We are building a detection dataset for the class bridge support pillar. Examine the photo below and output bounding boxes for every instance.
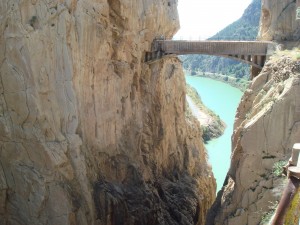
[257,56,263,67]
[246,55,251,62]
[252,55,258,65]
[145,50,166,63]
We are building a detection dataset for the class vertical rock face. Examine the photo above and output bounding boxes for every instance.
[259,0,300,41]
[0,0,215,225]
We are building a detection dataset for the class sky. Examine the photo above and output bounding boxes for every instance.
[174,0,253,40]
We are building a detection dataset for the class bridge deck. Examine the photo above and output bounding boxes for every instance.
[156,40,276,56]
[146,40,277,76]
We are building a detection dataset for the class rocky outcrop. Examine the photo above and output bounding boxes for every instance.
[186,85,226,142]
[206,51,300,225]
[0,0,215,225]
[259,0,300,41]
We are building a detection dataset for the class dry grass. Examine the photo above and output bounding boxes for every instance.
[272,48,300,61]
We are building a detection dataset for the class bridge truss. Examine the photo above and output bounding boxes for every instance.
[145,39,277,72]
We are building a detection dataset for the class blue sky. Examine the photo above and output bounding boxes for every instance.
[174,0,253,40]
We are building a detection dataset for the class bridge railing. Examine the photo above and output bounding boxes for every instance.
[146,39,278,73]
[154,40,277,56]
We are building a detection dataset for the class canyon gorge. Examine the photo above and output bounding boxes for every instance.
[1,0,300,225]
[206,0,300,224]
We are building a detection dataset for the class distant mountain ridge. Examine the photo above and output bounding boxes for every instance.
[182,0,261,79]
[210,0,261,40]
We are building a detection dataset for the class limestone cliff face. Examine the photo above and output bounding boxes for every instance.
[0,0,216,225]
[259,0,300,41]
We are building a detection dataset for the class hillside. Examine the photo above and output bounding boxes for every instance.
[182,0,261,80]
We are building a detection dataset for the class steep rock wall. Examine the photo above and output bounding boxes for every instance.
[0,0,215,225]
[259,0,300,41]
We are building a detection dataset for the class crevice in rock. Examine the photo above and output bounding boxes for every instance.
[278,0,296,20]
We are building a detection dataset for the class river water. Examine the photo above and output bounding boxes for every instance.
[186,75,243,191]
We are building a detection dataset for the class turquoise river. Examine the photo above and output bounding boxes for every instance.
[186,75,243,191]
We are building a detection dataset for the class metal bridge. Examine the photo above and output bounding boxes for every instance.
[145,39,277,70]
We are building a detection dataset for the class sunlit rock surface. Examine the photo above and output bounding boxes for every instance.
[259,0,300,41]
[0,0,216,224]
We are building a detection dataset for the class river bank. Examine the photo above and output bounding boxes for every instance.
[186,75,243,191]
[185,69,250,91]
[186,84,226,143]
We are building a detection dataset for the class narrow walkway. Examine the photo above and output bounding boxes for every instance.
[146,39,278,75]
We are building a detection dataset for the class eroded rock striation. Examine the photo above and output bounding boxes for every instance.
[259,0,300,41]
[0,0,215,225]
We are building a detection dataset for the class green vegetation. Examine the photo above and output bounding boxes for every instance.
[259,160,289,224]
[186,85,204,109]
[186,84,225,142]
[272,160,288,177]
[187,70,250,91]
[271,48,300,61]
[284,188,300,224]
[186,84,219,120]
[260,201,278,225]
[182,0,261,81]
[258,158,291,224]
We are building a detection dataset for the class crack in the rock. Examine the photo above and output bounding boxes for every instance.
[21,142,34,165]
[278,0,296,19]
[262,114,269,155]
[0,67,13,132]
[0,155,8,190]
